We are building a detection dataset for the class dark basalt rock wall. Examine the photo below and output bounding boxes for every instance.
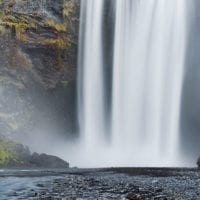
[0,0,80,147]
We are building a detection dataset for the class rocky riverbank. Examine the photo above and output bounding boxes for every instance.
[1,168,199,199]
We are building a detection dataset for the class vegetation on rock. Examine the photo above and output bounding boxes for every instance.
[0,11,68,49]
[0,135,69,168]
[0,0,79,52]
[0,135,28,167]
[0,135,16,166]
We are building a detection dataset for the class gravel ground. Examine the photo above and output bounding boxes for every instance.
[0,168,200,200]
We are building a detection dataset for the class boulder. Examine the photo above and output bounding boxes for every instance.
[30,152,69,168]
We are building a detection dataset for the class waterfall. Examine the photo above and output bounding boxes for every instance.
[78,0,106,147]
[77,0,189,167]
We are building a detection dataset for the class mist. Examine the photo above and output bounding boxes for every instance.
[0,0,200,168]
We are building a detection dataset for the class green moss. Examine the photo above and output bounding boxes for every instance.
[45,20,66,32]
[0,11,34,28]
[0,136,18,166]
[0,0,80,50]
[0,10,68,49]
[0,11,36,42]
[63,1,74,18]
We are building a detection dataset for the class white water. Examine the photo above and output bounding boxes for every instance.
[76,0,189,167]
[78,0,106,148]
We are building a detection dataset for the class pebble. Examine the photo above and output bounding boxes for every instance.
[5,169,200,200]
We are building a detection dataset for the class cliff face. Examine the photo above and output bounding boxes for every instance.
[0,0,80,145]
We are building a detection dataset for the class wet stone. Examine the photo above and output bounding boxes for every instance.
[3,168,200,200]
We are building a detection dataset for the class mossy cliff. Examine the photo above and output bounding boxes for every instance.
[0,0,80,147]
[0,2,77,49]
[0,0,80,87]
